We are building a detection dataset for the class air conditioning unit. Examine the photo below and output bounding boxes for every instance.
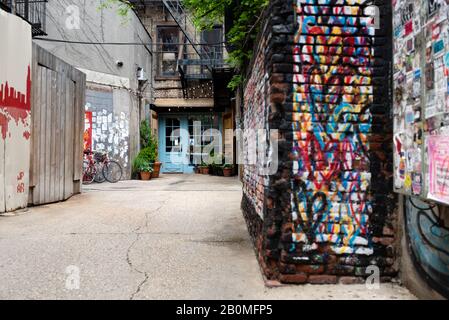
[137,68,148,82]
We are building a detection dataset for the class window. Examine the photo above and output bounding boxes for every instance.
[157,26,180,77]
[187,115,220,165]
[201,27,223,62]
[165,118,181,153]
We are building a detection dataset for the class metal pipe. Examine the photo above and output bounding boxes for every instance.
[11,0,16,14]
[24,0,29,20]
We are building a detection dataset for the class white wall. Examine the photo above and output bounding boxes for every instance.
[0,9,32,212]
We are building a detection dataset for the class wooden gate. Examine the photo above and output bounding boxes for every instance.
[29,44,86,205]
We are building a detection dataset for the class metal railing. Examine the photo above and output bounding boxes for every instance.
[130,1,227,82]
[162,0,212,62]
[0,0,47,36]
[178,48,226,80]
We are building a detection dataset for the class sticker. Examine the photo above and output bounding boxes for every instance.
[428,135,449,204]
[428,0,441,17]
[433,39,445,56]
[405,174,413,189]
[412,173,422,195]
[405,20,414,36]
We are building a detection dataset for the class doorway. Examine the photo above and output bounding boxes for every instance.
[158,113,222,174]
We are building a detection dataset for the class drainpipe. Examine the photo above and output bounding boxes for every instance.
[11,0,16,14]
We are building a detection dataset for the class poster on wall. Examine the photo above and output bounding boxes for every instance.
[0,9,32,212]
[84,111,93,152]
[428,135,449,204]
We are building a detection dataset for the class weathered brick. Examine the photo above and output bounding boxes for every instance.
[240,0,395,284]
[296,264,325,274]
[279,273,308,284]
[265,280,283,288]
[308,275,338,284]
[372,237,395,246]
[339,277,366,285]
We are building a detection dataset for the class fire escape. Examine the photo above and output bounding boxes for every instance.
[131,0,232,109]
[0,0,47,36]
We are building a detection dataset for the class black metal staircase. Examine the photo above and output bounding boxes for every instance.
[0,0,47,36]
[161,0,225,80]
[130,0,229,100]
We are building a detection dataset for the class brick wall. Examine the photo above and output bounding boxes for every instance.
[242,17,271,220]
[241,0,396,284]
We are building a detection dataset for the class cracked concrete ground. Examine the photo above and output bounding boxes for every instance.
[0,175,416,300]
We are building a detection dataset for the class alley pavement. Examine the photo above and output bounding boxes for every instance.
[0,175,415,299]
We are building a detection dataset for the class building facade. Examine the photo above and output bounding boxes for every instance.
[132,0,234,173]
[33,0,153,179]
[241,0,397,284]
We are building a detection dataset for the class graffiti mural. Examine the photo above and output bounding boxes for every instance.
[0,9,32,212]
[290,0,378,256]
[0,67,31,140]
[405,196,449,297]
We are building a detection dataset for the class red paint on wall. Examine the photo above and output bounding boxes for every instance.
[16,171,25,194]
[0,66,32,139]
[84,111,93,152]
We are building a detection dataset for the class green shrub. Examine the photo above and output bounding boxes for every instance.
[140,120,152,149]
[133,153,148,172]
[139,119,159,164]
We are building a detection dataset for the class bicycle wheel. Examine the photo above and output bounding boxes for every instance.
[103,161,123,183]
[94,163,106,183]
[83,160,97,185]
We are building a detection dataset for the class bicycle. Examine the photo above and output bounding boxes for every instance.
[92,150,123,183]
[83,150,97,185]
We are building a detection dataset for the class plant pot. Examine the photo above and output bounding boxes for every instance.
[140,171,152,180]
[201,167,209,175]
[223,168,233,177]
[152,162,162,178]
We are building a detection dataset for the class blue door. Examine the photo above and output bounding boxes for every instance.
[159,116,188,173]
[159,114,222,174]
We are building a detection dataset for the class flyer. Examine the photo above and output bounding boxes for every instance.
[428,135,449,204]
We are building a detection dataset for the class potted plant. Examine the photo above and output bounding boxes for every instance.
[149,133,162,178]
[141,121,162,178]
[200,162,209,175]
[139,162,153,181]
[133,154,153,180]
[223,164,234,177]
[210,162,223,176]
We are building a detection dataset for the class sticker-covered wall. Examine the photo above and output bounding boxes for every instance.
[241,0,396,284]
[393,0,449,298]
[0,9,32,213]
[85,87,131,178]
[393,0,449,202]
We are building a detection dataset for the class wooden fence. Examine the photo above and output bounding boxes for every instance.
[29,44,86,205]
